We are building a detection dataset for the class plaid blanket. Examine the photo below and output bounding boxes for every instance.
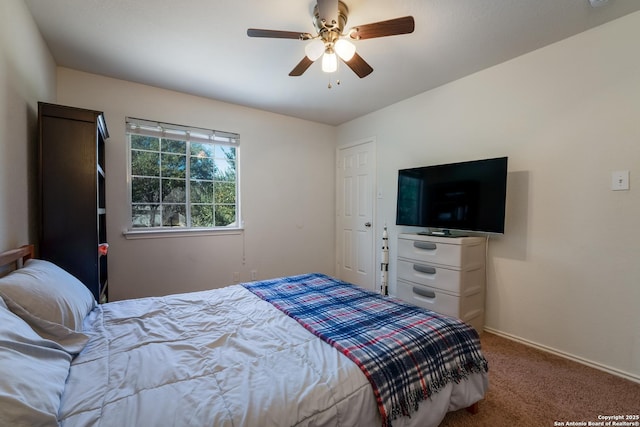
[243,273,488,427]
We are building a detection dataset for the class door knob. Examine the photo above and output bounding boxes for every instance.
[364,222,372,228]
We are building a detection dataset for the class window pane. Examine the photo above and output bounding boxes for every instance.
[191,143,215,157]
[131,135,159,151]
[190,156,214,180]
[128,121,239,231]
[191,205,214,227]
[131,151,160,176]
[216,145,236,159]
[162,179,186,203]
[214,182,236,204]
[162,204,186,227]
[161,153,186,178]
[162,139,186,154]
[215,205,236,226]
[190,180,213,203]
[215,159,236,181]
[132,205,162,228]
[132,177,160,203]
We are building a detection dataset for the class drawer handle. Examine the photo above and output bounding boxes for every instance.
[413,287,436,299]
[413,264,436,275]
[413,241,437,251]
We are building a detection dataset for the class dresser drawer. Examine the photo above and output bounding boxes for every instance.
[397,259,460,294]
[396,279,460,318]
[397,280,485,332]
[397,236,484,268]
[397,259,485,295]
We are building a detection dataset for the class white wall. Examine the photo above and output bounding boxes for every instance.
[57,69,337,300]
[338,12,640,381]
[0,0,56,256]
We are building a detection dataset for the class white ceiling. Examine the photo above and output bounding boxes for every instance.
[24,0,640,126]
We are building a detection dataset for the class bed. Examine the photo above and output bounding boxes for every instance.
[0,244,488,427]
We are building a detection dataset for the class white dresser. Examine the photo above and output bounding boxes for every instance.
[396,233,486,332]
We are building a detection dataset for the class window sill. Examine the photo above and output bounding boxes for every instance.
[122,227,243,240]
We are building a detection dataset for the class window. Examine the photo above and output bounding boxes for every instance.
[127,118,239,231]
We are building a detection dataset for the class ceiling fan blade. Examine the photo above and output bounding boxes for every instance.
[349,16,415,40]
[247,28,310,40]
[343,52,373,78]
[316,0,339,26]
[289,57,315,76]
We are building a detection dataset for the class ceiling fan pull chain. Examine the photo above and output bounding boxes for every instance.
[327,78,342,89]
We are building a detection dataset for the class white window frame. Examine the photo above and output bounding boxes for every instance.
[123,117,241,239]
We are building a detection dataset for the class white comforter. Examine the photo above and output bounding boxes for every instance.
[59,284,487,427]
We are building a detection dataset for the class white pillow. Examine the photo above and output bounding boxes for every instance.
[2,295,89,354]
[0,304,73,427]
[0,259,96,332]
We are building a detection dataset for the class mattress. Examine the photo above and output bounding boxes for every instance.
[58,281,487,427]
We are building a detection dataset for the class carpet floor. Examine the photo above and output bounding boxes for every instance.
[439,332,640,427]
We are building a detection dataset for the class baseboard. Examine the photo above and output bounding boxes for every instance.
[483,327,640,384]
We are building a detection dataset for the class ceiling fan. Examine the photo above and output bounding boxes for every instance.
[247,0,415,78]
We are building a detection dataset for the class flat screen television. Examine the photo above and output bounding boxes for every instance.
[396,157,508,235]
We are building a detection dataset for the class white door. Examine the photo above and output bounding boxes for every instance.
[336,140,376,290]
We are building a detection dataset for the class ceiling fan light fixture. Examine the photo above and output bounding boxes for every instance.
[247,1,415,79]
[322,49,338,73]
[334,38,356,61]
[305,38,325,61]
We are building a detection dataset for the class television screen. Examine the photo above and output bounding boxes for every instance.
[396,157,508,234]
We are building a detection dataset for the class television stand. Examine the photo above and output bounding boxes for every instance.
[417,230,467,238]
[396,233,486,333]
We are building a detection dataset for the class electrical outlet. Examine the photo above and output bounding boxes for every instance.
[611,170,630,191]
[250,270,258,280]
[233,272,240,282]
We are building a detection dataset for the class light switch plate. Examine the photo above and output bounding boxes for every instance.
[611,170,630,191]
